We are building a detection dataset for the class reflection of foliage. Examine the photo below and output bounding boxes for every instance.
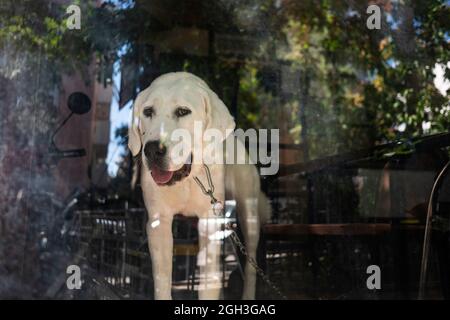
[1,1,448,160]
[145,1,449,160]
[278,1,450,154]
[238,66,279,130]
[110,124,134,194]
[1,1,86,74]
[0,0,121,84]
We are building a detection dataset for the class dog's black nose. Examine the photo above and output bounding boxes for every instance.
[144,141,167,159]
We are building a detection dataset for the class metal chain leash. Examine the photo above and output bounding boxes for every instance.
[194,164,287,300]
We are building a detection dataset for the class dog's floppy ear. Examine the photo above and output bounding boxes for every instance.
[204,87,236,140]
[128,95,143,157]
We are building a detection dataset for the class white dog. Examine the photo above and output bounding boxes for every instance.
[128,72,271,300]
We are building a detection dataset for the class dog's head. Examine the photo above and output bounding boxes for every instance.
[128,72,235,186]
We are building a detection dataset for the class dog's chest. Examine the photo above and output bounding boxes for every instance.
[177,179,215,217]
[145,179,216,217]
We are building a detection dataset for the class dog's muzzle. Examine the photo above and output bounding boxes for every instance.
[144,141,192,186]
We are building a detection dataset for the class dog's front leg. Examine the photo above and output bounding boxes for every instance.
[146,213,174,300]
[197,215,223,300]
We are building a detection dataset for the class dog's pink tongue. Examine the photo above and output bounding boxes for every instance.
[151,166,174,184]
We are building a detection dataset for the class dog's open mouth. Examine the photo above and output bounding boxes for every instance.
[150,155,192,186]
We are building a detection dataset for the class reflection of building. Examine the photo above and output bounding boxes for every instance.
[54,0,113,197]
[55,66,113,197]
[92,83,113,187]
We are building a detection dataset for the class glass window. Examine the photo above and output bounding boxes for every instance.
[0,0,449,300]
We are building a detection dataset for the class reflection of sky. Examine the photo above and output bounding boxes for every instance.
[434,62,450,97]
[106,58,132,177]
[106,0,134,177]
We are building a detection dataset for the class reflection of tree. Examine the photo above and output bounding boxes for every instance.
[113,0,449,161]
[233,0,449,159]
[2,0,447,159]
[110,124,133,191]
[114,124,129,149]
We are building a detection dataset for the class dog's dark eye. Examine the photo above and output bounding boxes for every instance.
[174,107,191,118]
[143,106,154,118]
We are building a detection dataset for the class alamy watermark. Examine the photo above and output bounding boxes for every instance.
[161,121,279,176]
[366,5,381,30]
[65,4,381,32]
[66,4,81,30]
[66,264,82,290]
[366,265,381,290]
